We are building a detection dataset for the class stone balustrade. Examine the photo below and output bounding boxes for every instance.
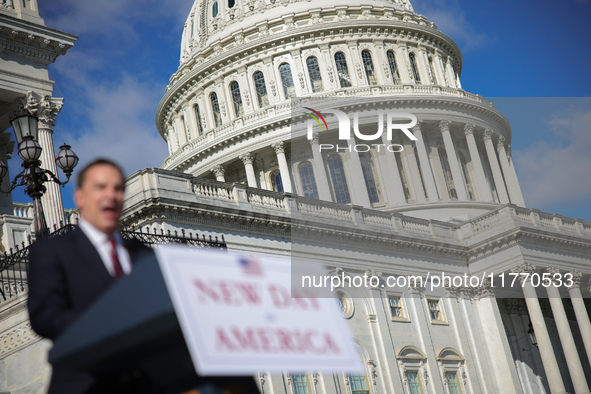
[462,205,591,238]
[12,203,34,218]
[125,169,591,246]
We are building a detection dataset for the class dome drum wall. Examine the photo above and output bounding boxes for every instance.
[159,3,464,133]
[157,0,526,220]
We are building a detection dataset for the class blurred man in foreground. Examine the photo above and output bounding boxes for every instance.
[27,159,155,393]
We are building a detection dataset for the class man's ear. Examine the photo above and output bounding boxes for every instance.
[74,188,83,209]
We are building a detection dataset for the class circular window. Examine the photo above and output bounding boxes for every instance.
[336,290,354,319]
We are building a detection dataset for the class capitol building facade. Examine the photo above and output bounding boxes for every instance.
[0,0,589,393]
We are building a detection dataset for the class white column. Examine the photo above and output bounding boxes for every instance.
[347,140,372,207]
[497,137,526,207]
[26,95,65,231]
[308,132,332,201]
[373,39,389,85]
[544,268,590,394]
[381,134,407,204]
[433,51,448,87]
[401,140,426,201]
[212,164,225,182]
[180,106,193,141]
[395,44,412,84]
[445,57,457,89]
[271,141,292,193]
[290,49,308,95]
[174,116,187,146]
[514,264,567,394]
[240,153,257,187]
[483,129,510,204]
[186,104,200,139]
[464,123,493,201]
[347,41,365,86]
[412,122,439,201]
[440,120,468,200]
[568,272,591,375]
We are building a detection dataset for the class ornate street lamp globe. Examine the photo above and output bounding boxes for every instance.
[10,109,38,144]
[55,143,79,175]
[155,0,525,222]
[18,138,43,162]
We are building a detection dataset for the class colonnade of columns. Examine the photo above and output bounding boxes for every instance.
[513,264,591,394]
[208,120,525,209]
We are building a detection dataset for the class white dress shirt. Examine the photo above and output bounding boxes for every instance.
[78,218,132,277]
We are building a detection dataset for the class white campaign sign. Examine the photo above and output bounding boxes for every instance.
[155,245,363,376]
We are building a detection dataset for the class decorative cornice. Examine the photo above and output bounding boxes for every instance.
[0,14,76,65]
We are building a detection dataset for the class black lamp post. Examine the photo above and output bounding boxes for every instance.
[527,322,538,348]
[0,108,79,239]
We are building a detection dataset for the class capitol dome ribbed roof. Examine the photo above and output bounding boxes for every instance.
[180,0,417,63]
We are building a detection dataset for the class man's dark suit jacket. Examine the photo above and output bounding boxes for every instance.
[27,226,154,394]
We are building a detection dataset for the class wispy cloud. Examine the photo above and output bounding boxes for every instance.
[58,74,169,175]
[41,0,194,37]
[412,0,492,52]
[514,105,591,212]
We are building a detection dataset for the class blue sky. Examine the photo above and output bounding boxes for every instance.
[9,0,591,220]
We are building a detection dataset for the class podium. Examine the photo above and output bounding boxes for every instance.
[48,252,261,394]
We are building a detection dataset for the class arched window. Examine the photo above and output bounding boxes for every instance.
[409,53,421,84]
[348,374,370,394]
[229,81,243,117]
[445,372,462,394]
[228,0,235,8]
[359,152,381,204]
[279,63,296,99]
[361,50,378,85]
[334,52,352,88]
[270,170,283,192]
[210,92,222,127]
[327,155,351,204]
[428,57,438,85]
[397,346,428,394]
[387,50,402,84]
[291,374,310,394]
[194,104,203,135]
[306,56,324,93]
[406,371,424,394]
[438,147,457,199]
[298,162,319,199]
[459,152,474,200]
[212,2,218,17]
[253,71,269,108]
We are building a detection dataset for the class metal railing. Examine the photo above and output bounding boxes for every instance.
[0,224,226,302]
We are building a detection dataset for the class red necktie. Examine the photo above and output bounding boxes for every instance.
[109,237,124,278]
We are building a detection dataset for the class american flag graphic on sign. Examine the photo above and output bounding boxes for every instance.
[238,257,264,276]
